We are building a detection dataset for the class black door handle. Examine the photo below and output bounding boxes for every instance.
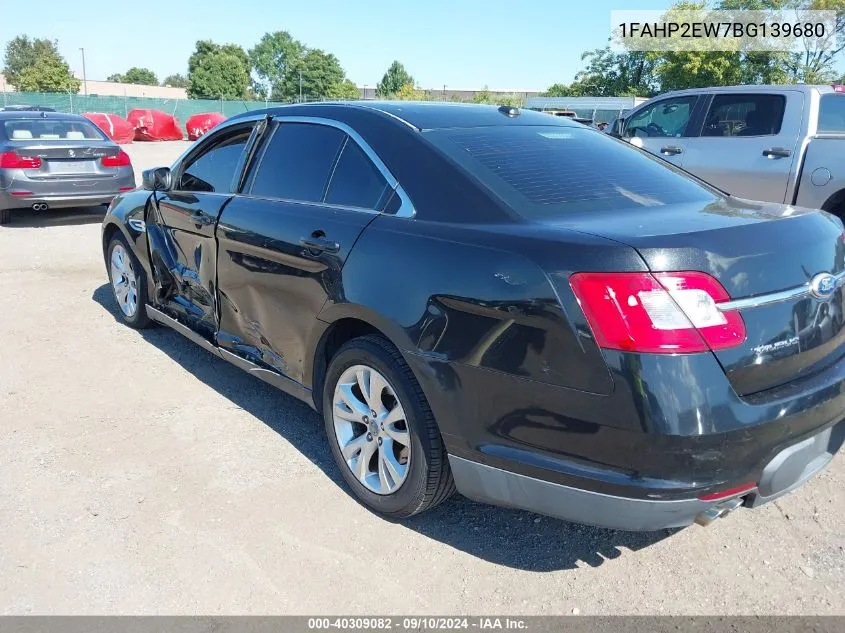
[762,147,791,159]
[300,236,340,254]
[190,211,215,226]
[660,145,683,155]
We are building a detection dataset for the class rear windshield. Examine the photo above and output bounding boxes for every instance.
[818,94,845,133]
[2,119,105,142]
[426,125,718,219]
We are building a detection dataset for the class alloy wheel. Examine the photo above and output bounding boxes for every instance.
[110,243,138,318]
[332,364,411,495]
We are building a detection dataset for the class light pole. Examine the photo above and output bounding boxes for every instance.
[299,70,303,103]
[443,84,446,100]
[363,84,367,100]
[79,48,87,97]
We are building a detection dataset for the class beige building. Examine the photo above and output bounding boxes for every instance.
[1,74,187,99]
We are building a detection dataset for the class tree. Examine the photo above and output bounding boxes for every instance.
[327,78,361,100]
[122,67,158,85]
[187,40,251,98]
[107,73,124,83]
[249,31,305,100]
[376,61,414,97]
[15,55,80,92]
[279,48,347,101]
[161,73,188,88]
[3,35,59,86]
[393,82,425,100]
[3,35,79,92]
[187,51,250,99]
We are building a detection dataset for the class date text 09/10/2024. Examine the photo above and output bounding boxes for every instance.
[307,617,529,630]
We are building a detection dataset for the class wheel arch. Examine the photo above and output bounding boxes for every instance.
[821,187,845,220]
[308,306,418,414]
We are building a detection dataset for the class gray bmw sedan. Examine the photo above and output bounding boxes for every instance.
[0,111,135,224]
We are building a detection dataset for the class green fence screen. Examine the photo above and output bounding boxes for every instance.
[1,91,295,120]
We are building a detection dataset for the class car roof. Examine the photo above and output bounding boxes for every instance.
[657,84,834,99]
[232,101,580,131]
[0,111,87,121]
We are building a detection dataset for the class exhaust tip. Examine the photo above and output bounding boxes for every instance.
[695,497,745,527]
[31,203,48,211]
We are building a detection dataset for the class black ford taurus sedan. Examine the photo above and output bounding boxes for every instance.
[101,102,845,531]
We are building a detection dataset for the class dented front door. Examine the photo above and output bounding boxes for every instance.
[146,191,229,337]
[145,123,257,339]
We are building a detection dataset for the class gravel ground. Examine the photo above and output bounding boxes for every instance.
[0,141,842,615]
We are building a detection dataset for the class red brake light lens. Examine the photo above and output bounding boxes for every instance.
[699,482,756,501]
[101,150,131,167]
[0,151,42,169]
[832,84,845,93]
[569,271,746,354]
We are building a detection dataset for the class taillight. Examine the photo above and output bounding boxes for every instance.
[699,482,755,501]
[0,151,42,169]
[569,271,746,354]
[832,84,845,93]
[101,150,131,167]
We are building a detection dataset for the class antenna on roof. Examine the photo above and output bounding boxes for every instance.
[498,105,520,118]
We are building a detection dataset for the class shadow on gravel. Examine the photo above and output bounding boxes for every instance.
[2,206,106,228]
[92,283,676,572]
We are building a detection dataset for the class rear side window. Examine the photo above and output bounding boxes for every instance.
[702,94,786,137]
[250,123,344,202]
[178,128,252,193]
[3,119,104,141]
[426,126,717,219]
[325,140,389,209]
[818,94,845,133]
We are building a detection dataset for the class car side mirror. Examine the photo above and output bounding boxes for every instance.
[142,167,172,192]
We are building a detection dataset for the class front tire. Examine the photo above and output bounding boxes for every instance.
[106,234,150,329]
[323,335,455,518]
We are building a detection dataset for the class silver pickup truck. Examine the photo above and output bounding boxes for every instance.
[614,84,845,218]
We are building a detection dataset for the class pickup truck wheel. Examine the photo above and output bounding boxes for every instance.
[106,234,151,329]
[323,335,455,518]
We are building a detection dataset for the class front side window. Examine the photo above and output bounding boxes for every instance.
[818,94,845,133]
[178,127,252,193]
[624,96,697,138]
[249,123,345,202]
[701,94,786,137]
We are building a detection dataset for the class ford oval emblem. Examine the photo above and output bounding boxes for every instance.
[809,272,837,300]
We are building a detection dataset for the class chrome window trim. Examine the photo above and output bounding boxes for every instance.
[717,270,845,311]
[271,115,416,218]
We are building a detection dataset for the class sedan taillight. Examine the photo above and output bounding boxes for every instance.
[0,151,42,169]
[569,271,746,354]
[101,150,132,167]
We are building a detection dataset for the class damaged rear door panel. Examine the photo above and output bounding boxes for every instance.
[215,120,394,383]
[145,121,259,338]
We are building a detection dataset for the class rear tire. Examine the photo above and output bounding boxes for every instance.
[323,335,455,518]
[106,234,151,329]
[0,208,10,225]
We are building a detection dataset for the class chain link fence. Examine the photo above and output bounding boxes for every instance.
[1,90,532,119]
[1,91,298,119]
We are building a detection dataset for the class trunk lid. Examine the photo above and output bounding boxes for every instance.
[15,143,119,180]
[549,197,845,395]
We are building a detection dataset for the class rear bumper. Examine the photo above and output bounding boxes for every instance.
[0,190,120,209]
[450,419,842,531]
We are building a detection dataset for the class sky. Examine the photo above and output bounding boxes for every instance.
[0,0,683,91]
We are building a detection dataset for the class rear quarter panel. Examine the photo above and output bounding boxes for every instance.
[794,137,845,212]
[316,214,647,444]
